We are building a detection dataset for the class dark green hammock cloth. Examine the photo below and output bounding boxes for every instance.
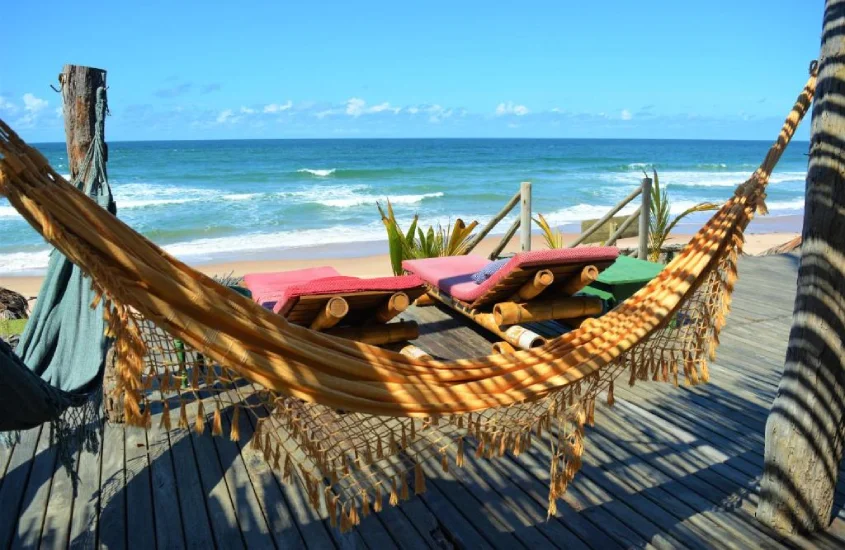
[0,87,114,438]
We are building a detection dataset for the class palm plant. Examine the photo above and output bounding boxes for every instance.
[377,200,478,275]
[646,168,719,262]
[534,213,565,249]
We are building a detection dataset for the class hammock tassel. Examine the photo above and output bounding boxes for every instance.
[441,451,449,473]
[374,485,383,512]
[607,380,615,406]
[252,419,263,451]
[178,398,188,429]
[230,407,241,441]
[212,406,223,436]
[361,490,371,518]
[456,437,465,468]
[159,401,171,431]
[194,400,205,434]
[327,488,337,528]
[389,477,399,506]
[273,444,281,470]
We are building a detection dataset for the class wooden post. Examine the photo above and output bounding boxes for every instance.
[638,177,652,260]
[756,25,842,534]
[59,65,107,179]
[520,182,532,252]
[492,296,603,326]
[59,65,119,420]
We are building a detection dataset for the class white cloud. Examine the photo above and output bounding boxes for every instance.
[344,98,401,117]
[264,100,293,113]
[346,97,366,117]
[427,104,453,123]
[407,106,420,115]
[620,109,632,121]
[315,109,336,119]
[216,109,234,123]
[55,106,63,118]
[23,93,48,113]
[240,106,256,114]
[0,96,17,113]
[368,102,401,114]
[495,101,529,116]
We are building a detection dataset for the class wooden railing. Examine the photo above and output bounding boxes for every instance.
[467,177,652,260]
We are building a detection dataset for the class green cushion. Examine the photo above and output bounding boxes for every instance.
[589,255,665,305]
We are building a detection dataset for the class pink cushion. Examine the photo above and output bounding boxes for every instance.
[244,266,341,308]
[403,247,619,303]
[402,255,489,297]
[272,274,424,314]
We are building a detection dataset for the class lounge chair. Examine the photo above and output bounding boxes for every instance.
[403,247,619,349]
[243,267,427,345]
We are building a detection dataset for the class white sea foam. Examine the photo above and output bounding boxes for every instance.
[600,170,806,188]
[284,184,442,208]
[222,193,261,202]
[0,249,52,274]
[297,168,337,177]
[0,205,19,219]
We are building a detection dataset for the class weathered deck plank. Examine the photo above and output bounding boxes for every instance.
[3,252,845,549]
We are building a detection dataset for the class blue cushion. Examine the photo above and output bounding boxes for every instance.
[471,258,509,284]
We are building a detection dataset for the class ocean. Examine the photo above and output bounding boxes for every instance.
[0,138,809,275]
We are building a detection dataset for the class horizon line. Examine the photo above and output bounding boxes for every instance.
[30,135,812,146]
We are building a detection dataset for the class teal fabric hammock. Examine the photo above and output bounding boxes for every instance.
[0,87,114,449]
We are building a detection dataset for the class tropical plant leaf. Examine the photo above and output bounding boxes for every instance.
[534,213,564,249]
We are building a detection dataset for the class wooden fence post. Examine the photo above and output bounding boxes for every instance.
[520,181,532,252]
[638,177,652,260]
[59,65,120,419]
[59,65,107,180]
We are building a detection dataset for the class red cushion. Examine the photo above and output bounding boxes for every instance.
[244,266,341,307]
[272,274,424,314]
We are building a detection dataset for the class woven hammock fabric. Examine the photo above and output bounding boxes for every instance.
[0,69,816,528]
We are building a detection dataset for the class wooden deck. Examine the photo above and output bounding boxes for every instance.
[2,252,845,549]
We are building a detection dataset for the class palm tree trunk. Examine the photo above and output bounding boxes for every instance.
[756,0,845,533]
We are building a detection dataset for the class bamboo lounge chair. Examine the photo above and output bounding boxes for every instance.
[243,267,427,345]
[403,247,619,349]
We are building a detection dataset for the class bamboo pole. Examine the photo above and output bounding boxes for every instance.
[638,177,653,260]
[492,341,517,355]
[464,191,521,254]
[325,321,419,345]
[489,218,520,260]
[373,291,410,323]
[559,265,599,296]
[493,296,603,326]
[510,269,554,301]
[425,288,545,349]
[520,181,532,252]
[310,296,349,331]
[414,293,436,307]
[568,185,643,247]
[399,345,432,360]
[606,207,641,246]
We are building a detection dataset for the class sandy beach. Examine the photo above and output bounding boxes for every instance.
[0,230,800,298]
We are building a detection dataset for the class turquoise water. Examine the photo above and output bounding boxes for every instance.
[0,138,808,275]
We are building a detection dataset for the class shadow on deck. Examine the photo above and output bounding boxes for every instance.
[1,253,844,549]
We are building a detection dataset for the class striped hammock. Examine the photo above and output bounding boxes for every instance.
[0,68,816,530]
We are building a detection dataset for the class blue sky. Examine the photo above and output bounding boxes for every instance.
[1,1,822,142]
